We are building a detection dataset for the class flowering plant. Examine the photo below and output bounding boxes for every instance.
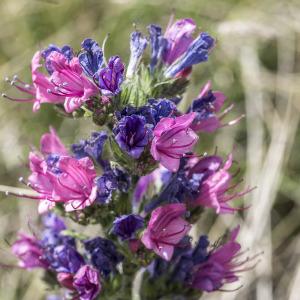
[2,16,257,300]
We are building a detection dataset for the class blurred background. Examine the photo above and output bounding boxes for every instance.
[0,0,299,299]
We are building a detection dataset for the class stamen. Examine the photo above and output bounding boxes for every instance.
[2,93,33,102]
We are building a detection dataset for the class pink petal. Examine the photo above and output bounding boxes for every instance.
[40,127,68,156]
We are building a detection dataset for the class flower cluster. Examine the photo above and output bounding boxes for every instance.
[3,16,256,300]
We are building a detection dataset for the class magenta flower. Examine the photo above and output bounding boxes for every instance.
[52,156,98,212]
[57,272,75,290]
[40,127,68,156]
[163,17,196,65]
[193,154,251,214]
[27,128,68,214]
[141,203,191,261]
[12,233,48,269]
[189,81,227,132]
[150,113,198,172]
[73,265,101,300]
[47,52,98,113]
[17,129,97,213]
[3,51,65,112]
[191,226,250,292]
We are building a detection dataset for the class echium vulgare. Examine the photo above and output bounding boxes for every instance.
[2,15,258,300]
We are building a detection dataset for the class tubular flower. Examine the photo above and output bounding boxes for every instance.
[150,113,198,172]
[20,129,98,213]
[164,32,215,78]
[98,56,125,96]
[188,81,227,132]
[141,203,191,261]
[47,52,98,113]
[73,265,101,300]
[12,233,48,269]
[163,18,197,65]
[52,156,98,212]
[112,214,144,240]
[115,115,152,159]
[78,38,103,78]
[191,227,247,292]
[126,31,148,78]
[192,154,251,214]
[3,51,65,112]
[148,24,167,73]
[42,44,74,74]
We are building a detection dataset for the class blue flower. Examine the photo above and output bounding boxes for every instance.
[98,56,125,96]
[116,99,176,127]
[71,131,108,165]
[114,115,152,159]
[45,244,84,273]
[144,158,197,212]
[95,165,130,204]
[148,24,167,73]
[84,237,123,277]
[42,44,74,74]
[164,32,215,78]
[78,38,103,78]
[41,213,75,248]
[126,31,148,78]
[112,214,144,240]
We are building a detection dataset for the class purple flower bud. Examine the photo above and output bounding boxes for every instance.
[84,237,123,277]
[112,214,144,240]
[12,233,48,269]
[164,32,215,78]
[126,31,148,78]
[72,131,108,165]
[41,213,75,248]
[79,39,103,78]
[98,56,125,96]
[73,265,101,300]
[163,18,196,65]
[115,115,152,159]
[45,244,84,274]
[148,24,167,73]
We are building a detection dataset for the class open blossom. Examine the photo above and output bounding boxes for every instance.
[21,129,98,213]
[191,227,245,292]
[3,51,65,112]
[189,81,226,132]
[42,44,74,74]
[141,203,191,261]
[51,156,98,212]
[115,115,152,159]
[98,56,125,96]
[73,265,101,300]
[47,52,98,113]
[163,17,197,65]
[192,154,251,214]
[78,38,103,78]
[12,233,48,269]
[150,113,198,172]
[164,32,215,78]
[112,214,144,240]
